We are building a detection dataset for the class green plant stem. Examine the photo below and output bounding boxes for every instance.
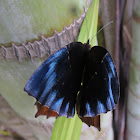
[51,0,99,140]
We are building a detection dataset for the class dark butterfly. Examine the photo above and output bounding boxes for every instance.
[24,41,119,130]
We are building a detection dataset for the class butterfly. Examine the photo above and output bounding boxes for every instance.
[24,41,119,130]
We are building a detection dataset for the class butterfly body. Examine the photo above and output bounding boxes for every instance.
[24,42,119,127]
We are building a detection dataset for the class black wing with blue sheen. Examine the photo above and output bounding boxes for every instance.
[24,42,89,118]
[77,46,119,118]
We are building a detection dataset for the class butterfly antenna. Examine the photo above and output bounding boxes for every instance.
[85,16,89,43]
[89,21,113,44]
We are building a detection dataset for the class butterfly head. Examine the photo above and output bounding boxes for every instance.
[87,39,90,45]
[83,39,91,51]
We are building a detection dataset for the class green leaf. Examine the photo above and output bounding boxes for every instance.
[51,0,99,140]
[78,0,99,46]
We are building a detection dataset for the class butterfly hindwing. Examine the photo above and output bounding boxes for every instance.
[24,42,89,118]
[77,46,119,120]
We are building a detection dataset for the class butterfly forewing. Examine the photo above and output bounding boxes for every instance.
[24,42,89,118]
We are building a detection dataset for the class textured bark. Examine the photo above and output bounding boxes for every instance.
[120,0,133,140]
[100,0,116,57]
[125,0,140,139]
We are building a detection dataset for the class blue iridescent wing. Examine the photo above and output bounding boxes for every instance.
[24,42,89,118]
[77,46,119,123]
